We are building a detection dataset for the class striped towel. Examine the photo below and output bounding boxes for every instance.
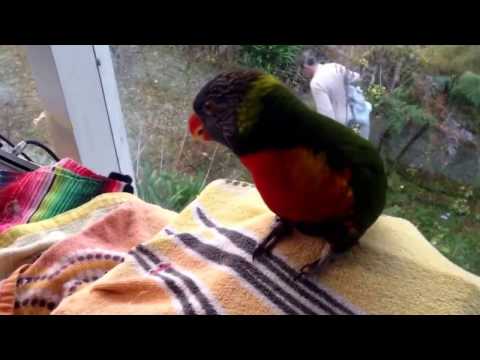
[51,180,361,315]
[0,193,176,315]
[0,158,131,235]
[52,179,480,315]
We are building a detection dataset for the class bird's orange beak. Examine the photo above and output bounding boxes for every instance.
[188,113,212,141]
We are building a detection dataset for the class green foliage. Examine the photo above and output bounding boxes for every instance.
[451,186,474,216]
[449,71,480,109]
[385,171,480,274]
[421,46,480,75]
[431,75,452,93]
[377,87,437,134]
[382,204,403,217]
[360,45,425,90]
[137,163,205,212]
[239,45,302,79]
[366,84,387,107]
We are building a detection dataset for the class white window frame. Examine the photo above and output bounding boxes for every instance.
[25,45,135,187]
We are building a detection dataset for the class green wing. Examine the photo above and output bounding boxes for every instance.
[301,110,388,229]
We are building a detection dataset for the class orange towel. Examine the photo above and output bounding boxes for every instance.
[0,197,176,315]
[0,192,135,280]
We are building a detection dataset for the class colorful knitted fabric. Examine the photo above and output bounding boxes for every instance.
[52,179,480,315]
[0,193,176,315]
[0,158,131,235]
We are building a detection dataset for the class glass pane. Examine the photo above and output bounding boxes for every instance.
[111,45,480,275]
[111,45,248,213]
[0,45,55,166]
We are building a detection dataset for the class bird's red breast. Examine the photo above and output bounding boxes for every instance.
[240,147,354,223]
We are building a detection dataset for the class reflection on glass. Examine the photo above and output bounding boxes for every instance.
[0,45,55,165]
[111,45,480,275]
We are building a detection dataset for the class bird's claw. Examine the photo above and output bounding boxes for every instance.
[252,217,291,262]
[252,236,275,261]
[295,242,333,280]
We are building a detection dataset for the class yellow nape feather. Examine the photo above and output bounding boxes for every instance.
[237,74,281,135]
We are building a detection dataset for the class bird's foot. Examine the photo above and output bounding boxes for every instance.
[295,242,335,280]
[252,217,292,261]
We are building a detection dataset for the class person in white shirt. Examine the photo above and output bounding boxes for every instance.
[303,55,360,127]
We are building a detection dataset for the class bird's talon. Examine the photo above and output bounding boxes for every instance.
[300,264,311,274]
[294,271,306,281]
[252,234,277,261]
[295,243,333,279]
[252,246,264,261]
[252,218,291,261]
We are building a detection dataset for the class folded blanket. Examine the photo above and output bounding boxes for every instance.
[0,192,135,280]
[52,179,480,315]
[0,193,176,315]
[0,158,131,235]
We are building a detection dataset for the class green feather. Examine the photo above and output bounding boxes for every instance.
[237,74,281,136]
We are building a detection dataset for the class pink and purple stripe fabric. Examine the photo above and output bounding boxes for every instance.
[0,158,130,235]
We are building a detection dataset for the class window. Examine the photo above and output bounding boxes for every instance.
[0,45,53,165]
[111,45,480,275]
[2,45,479,276]
[111,45,248,212]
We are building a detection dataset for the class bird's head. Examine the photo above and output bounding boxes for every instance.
[188,70,282,152]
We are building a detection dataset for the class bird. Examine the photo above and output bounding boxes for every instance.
[188,69,387,277]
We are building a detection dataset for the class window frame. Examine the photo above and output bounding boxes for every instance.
[25,45,135,186]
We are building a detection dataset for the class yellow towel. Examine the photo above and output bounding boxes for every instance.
[0,193,135,280]
[53,179,480,315]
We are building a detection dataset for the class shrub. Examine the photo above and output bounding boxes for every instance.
[239,45,302,79]
[377,87,437,134]
[449,71,480,109]
[137,162,205,212]
[421,46,480,75]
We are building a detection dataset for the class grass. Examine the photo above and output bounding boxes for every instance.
[385,170,480,275]
[136,163,205,212]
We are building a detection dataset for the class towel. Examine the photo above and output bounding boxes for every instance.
[0,158,131,235]
[51,179,480,315]
[0,192,135,280]
[0,193,176,315]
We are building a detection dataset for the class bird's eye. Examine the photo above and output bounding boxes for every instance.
[204,101,215,114]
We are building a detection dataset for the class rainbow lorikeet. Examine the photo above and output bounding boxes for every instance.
[188,70,387,277]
